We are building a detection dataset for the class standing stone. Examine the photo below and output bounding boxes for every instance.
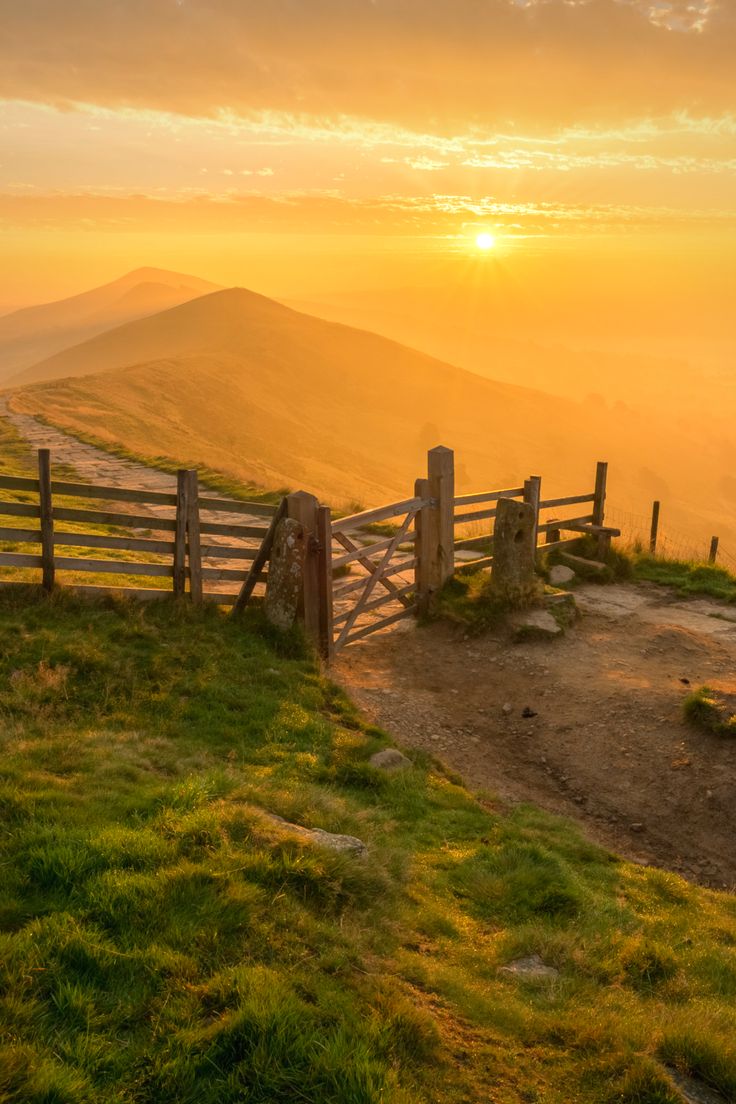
[491,497,538,604]
[264,518,306,630]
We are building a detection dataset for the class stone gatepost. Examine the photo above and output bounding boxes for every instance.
[491,497,538,605]
[264,517,307,630]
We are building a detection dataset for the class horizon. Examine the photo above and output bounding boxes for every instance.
[1,0,734,367]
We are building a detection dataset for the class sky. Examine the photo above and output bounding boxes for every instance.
[0,0,734,343]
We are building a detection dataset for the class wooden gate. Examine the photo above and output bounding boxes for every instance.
[326,491,431,655]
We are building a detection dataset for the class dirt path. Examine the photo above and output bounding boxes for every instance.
[335,582,736,889]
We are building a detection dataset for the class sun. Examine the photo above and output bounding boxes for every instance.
[475,232,495,250]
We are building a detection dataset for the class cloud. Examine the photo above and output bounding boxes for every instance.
[0,1,734,132]
[1,188,732,238]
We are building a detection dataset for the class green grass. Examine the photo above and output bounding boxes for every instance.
[2,592,736,1102]
[633,557,736,603]
[683,686,736,737]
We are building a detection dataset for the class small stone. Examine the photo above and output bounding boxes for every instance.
[502,702,513,715]
[369,748,411,772]
[630,822,645,833]
[261,812,367,856]
[498,954,559,981]
[511,609,563,641]
[549,564,575,585]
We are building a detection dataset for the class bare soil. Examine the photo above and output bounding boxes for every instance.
[334,582,736,889]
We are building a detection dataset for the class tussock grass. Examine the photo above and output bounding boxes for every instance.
[1,593,736,1100]
[683,685,736,737]
[633,557,736,603]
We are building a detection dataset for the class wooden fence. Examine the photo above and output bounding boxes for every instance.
[278,449,615,659]
[0,446,615,658]
[0,448,278,605]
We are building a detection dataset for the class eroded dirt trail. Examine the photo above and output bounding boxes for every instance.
[334,583,736,888]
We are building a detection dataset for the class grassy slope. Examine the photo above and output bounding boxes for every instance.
[11,287,734,549]
[2,598,736,1103]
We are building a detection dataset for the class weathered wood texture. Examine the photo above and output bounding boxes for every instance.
[650,500,661,554]
[186,470,203,604]
[426,445,455,595]
[38,449,54,592]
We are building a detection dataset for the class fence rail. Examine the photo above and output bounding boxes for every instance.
[0,451,277,605]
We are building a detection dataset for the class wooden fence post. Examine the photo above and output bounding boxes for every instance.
[173,469,188,598]
[650,500,660,555]
[38,448,54,592]
[316,504,334,661]
[186,469,203,604]
[523,475,541,551]
[414,476,431,613]
[426,446,455,597]
[287,491,321,643]
[592,461,608,527]
[709,536,719,565]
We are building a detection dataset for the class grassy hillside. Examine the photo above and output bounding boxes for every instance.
[1,592,736,1103]
[9,286,736,549]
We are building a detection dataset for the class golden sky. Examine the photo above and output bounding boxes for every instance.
[0,0,734,329]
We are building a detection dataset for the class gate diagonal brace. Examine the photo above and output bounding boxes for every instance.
[333,530,413,608]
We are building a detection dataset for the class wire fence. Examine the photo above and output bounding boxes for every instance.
[606,502,736,572]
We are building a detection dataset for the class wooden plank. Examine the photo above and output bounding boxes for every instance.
[38,449,54,592]
[537,514,593,534]
[650,500,660,554]
[186,470,203,604]
[0,526,177,555]
[559,551,608,574]
[709,536,719,564]
[198,520,270,538]
[0,501,42,520]
[50,480,177,506]
[0,526,41,543]
[427,446,455,591]
[0,551,43,568]
[51,505,178,530]
[54,583,171,602]
[524,475,542,550]
[197,496,277,518]
[332,496,426,533]
[0,475,39,492]
[454,534,492,552]
[342,604,416,646]
[231,498,287,615]
[539,493,595,509]
[55,556,173,577]
[199,566,250,581]
[592,461,608,527]
[453,487,524,508]
[456,555,493,574]
[561,522,620,536]
[335,510,416,648]
[173,470,188,599]
[333,556,417,599]
[454,507,496,525]
[55,531,174,554]
[537,537,582,554]
[333,529,414,607]
[200,544,258,560]
[333,582,414,626]
[414,477,431,613]
[331,530,416,569]
[316,505,334,661]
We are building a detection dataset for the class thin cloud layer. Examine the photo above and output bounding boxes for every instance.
[1,1,734,130]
